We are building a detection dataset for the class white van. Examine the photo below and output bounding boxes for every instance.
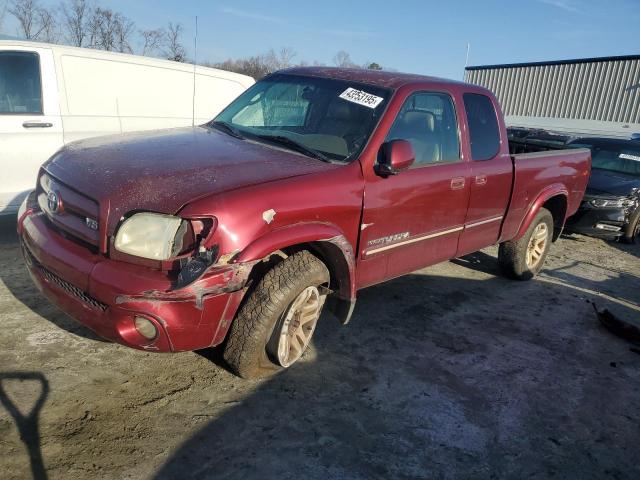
[0,40,254,214]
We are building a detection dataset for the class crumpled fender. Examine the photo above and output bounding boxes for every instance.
[235,222,357,321]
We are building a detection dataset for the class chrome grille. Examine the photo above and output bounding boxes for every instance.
[37,172,100,246]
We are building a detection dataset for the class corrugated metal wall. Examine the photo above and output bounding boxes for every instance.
[465,57,640,124]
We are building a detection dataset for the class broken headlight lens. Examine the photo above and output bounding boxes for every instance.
[588,197,637,209]
[114,212,189,260]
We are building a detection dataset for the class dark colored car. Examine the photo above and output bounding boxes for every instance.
[564,137,640,243]
[508,129,640,243]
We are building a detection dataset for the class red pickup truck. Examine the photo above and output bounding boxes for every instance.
[17,68,591,378]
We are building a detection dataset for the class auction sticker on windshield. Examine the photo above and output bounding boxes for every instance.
[339,88,384,109]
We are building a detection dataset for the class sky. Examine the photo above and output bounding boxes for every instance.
[2,0,639,79]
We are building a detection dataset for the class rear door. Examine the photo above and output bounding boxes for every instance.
[357,91,471,287]
[456,92,512,256]
[0,46,63,214]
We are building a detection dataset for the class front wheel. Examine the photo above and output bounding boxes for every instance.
[498,208,554,280]
[223,251,330,379]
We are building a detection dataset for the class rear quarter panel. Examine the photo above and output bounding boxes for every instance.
[500,148,591,241]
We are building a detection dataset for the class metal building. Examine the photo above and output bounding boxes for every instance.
[465,55,640,137]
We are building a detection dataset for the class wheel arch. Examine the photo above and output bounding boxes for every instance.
[235,223,357,324]
[515,185,568,242]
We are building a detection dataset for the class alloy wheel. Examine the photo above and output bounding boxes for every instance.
[268,286,324,367]
[526,222,549,269]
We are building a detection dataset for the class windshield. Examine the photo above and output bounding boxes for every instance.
[211,73,391,162]
[570,143,640,176]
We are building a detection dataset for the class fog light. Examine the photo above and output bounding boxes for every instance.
[134,316,158,340]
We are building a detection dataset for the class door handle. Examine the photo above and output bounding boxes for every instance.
[450,177,466,190]
[475,174,487,186]
[22,121,53,129]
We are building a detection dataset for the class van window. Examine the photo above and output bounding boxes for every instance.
[463,93,500,161]
[386,92,460,166]
[0,51,42,114]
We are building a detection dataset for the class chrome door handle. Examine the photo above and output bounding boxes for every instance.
[450,177,466,190]
[475,175,487,186]
[22,121,53,128]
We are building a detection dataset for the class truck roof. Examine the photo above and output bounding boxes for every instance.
[280,66,468,90]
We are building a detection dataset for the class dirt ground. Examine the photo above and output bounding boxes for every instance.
[0,216,639,480]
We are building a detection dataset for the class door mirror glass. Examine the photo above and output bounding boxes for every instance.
[376,139,415,177]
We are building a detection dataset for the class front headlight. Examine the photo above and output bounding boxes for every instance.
[588,197,637,209]
[114,212,189,260]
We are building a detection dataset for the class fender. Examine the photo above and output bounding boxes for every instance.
[515,184,568,240]
[235,222,357,322]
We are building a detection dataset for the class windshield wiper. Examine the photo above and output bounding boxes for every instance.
[210,121,245,140]
[253,134,332,163]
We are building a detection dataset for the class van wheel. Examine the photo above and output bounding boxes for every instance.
[498,208,553,280]
[223,251,330,379]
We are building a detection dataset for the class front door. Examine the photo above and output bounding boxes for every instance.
[0,46,63,213]
[357,91,470,288]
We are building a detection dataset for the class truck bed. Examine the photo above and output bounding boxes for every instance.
[500,148,592,242]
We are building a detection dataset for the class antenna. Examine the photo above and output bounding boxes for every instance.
[192,16,198,127]
[464,43,471,80]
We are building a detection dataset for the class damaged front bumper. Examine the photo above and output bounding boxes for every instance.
[19,212,252,352]
[565,196,639,239]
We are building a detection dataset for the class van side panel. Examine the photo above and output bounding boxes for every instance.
[58,54,250,142]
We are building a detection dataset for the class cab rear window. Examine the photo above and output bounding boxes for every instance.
[463,93,500,161]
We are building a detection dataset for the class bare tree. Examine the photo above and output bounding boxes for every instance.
[61,0,90,46]
[0,2,7,32]
[276,46,296,69]
[114,13,133,53]
[38,6,59,42]
[9,0,39,39]
[140,27,165,56]
[165,22,185,62]
[333,50,357,68]
[263,46,297,72]
[90,7,114,50]
[87,7,134,52]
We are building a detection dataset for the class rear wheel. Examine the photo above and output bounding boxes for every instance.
[499,208,553,280]
[223,251,329,379]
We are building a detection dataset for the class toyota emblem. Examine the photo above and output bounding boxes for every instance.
[47,191,61,213]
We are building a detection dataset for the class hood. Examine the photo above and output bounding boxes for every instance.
[44,126,338,232]
[586,168,640,197]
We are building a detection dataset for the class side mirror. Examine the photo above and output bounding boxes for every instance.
[375,139,415,177]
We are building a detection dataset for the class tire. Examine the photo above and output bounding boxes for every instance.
[621,210,640,245]
[223,251,330,379]
[498,208,554,280]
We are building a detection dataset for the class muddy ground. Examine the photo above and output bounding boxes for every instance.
[0,216,639,480]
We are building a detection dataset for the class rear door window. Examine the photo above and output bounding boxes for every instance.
[0,51,42,114]
[463,93,500,161]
